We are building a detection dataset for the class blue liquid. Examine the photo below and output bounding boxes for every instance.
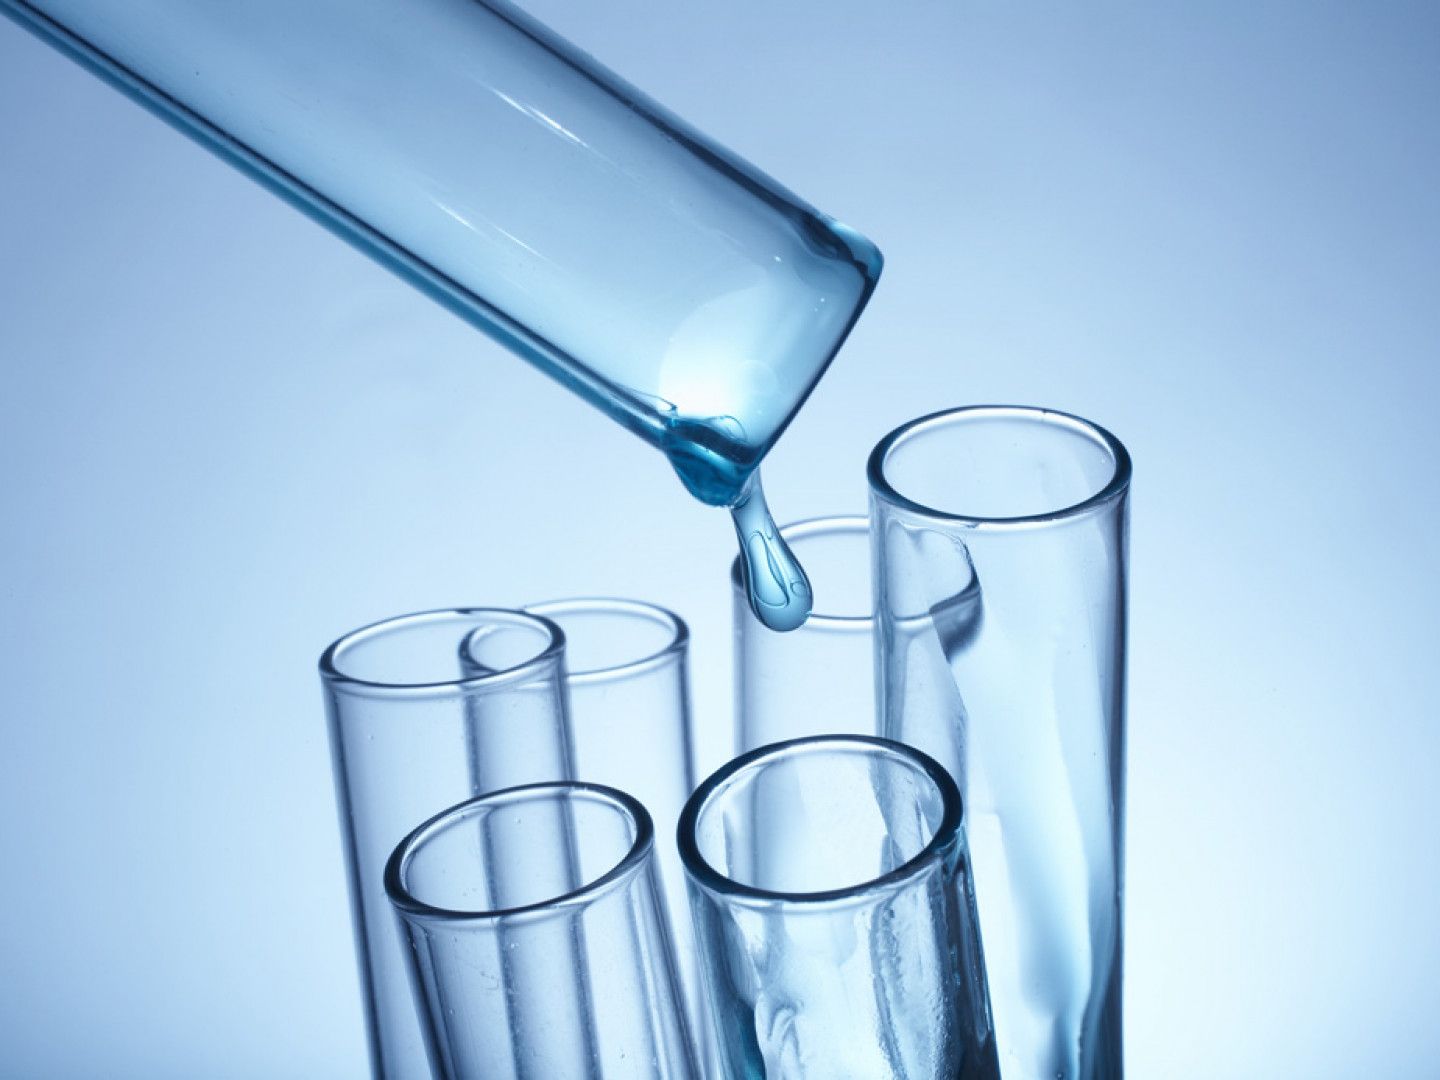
[729,473,812,632]
[659,415,758,507]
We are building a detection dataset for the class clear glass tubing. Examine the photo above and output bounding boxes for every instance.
[0,0,882,508]
[521,598,711,1073]
[731,515,878,754]
[678,735,999,1080]
[320,608,575,1080]
[385,781,699,1079]
[868,405,1131,1080]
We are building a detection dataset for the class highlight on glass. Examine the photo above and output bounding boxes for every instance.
[868,405,1130,1080]
[522,597,710,1068]
[678,735,998,1080]
[320,608,574,1080]
[385,782,699,1080]
[730,515,879,754]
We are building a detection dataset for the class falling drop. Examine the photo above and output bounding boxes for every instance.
[730,471,812,632]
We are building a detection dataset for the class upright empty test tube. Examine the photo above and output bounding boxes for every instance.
[320,608,574,1079]
[869,406,1131,1080]
[385,782,699,1079]
[679,735,998,1080]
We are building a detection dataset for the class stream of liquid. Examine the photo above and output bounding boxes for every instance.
[728,473,812,632]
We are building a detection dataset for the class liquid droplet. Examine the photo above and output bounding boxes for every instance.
[730,471,812,632]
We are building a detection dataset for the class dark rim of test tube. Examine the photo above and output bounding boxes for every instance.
[385,781,655,924]
[677,734,963,906]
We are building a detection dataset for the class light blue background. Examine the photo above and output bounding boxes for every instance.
[2,2,1437,1076]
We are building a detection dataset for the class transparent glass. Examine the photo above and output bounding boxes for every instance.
[1,0,882,506]
[521,598,710,1071]
[320,608,574,1080]
[731,516,878,754]
[385,782,698,1079]
[678,735,998,1080]
[868,406,1131,1080]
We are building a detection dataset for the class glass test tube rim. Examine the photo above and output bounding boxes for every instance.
[677,734,963,909]
[867,404,1133,529]
[384,780,655,926]
[524,597,689,686]
[729,514,873,632]
[319,607,566,698]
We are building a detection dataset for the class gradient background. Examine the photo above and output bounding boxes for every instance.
[2,2,1437,1077]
